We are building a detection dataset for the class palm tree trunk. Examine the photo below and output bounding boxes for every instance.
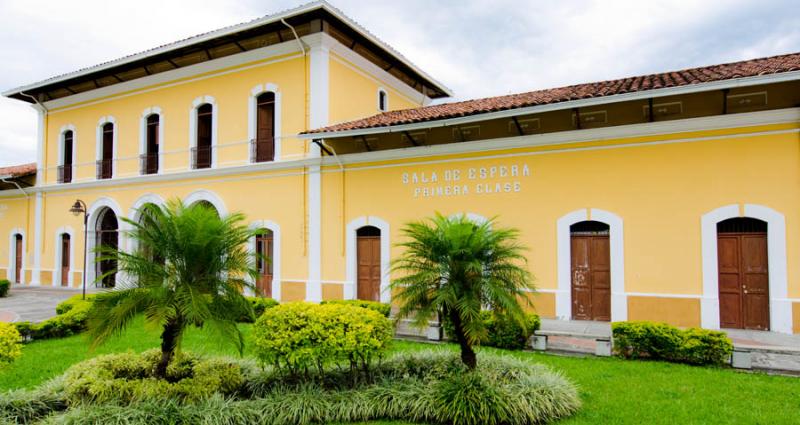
[449,311,477,369]
[156,318,182,379]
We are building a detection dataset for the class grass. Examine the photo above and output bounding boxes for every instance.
[1,320,798,424]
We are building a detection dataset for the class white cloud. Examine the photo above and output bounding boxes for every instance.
[0,0,797,166]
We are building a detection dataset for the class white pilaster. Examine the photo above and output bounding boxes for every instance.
[306,42,329,302]
[32,192,43,285]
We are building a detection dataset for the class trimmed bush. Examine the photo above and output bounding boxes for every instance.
[251,302,393,376]
[613,321,733,366]
[0,322,22,366]
[0,279,9,298]
[321,299,391,317]
[62,349,245,405]
[13,295,95,342]
[443,310,541,350]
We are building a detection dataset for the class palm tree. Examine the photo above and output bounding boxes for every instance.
[391,213,535,369]
[88,200,258,378]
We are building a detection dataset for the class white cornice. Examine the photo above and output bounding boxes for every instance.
[301,71,800,139]
[0,108,796,198]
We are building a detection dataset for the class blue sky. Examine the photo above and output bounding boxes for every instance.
[0,0,798,166]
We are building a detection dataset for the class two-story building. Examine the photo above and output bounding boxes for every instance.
[1,1,799,334]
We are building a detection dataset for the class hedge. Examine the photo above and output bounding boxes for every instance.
[612,321,733,366]
[443,310,541,350]
[320,299,391,317]
[0,279,9,298]
[252,302,393,376]
[14,294,95,342]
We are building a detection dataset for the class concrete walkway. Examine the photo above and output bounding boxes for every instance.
[0,285,94,323]
[539,318,800,350]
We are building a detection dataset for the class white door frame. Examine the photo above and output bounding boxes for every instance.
[345,216,391,303]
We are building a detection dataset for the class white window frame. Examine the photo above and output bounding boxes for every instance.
[248,83,281,162]
[95,116,117,179]
[7,228,27,284]
[53,226,76,287]
[58,124,77,181]
[139,107,164,175]
[345,216,391,303]
[377,87,388,112]
[248,220,282,301]
[188,96,218,169]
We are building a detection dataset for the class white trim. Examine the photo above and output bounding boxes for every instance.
[345,216,391,303]
[306,43,328,303]
[58,124,78,179]
[556,208,626,321]
[32,192,42,285]
[18,109,799,196]
[139,107,164,175]
[126,193,166,252]
[700,204,792,334]
[35,106,45,183]
[248,220,282,301]
[189,96,218,169]
[95,116,118,178]
[86,197,125,287]
[53,226,76,287]
[8,228,27,285]
[6,2,450,102]
[184,189,228,217]
[248,84,282,161]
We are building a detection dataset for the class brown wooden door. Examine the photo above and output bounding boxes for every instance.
[718,233,769,330]
[14,235,22,284]
[357,236,381,301]
[571,235,611,321]
[256,93,275,162]
[255,233,273,298]
[61,235,70,286]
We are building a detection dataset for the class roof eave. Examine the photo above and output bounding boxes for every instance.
[300,70,800,139]
[3,0,452,100]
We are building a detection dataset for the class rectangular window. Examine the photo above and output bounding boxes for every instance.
[141,115,159,175]
[59,131,73,183]
[254,93,275,163]
[194,104,213,169]
[97,123,113,179]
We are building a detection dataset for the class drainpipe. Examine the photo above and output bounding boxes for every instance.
[317,139,347,254]
[0,176,29,197]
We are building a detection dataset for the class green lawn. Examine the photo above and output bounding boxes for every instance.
[1,320,798,424]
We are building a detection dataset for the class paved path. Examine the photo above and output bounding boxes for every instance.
[0,286,91,323]
[539,318,800,350]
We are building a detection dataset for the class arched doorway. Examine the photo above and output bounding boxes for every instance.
[356,226,381,302]
[96,208,119,288]
[570,220,610,321]
[59,233,71,287]
[13,233,23,284]
[717,217,769,330]
[255,229,274,298]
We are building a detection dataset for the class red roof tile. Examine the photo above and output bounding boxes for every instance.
[306,51,800,135]
[0,163,36,178]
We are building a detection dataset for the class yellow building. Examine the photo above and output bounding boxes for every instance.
[1,2,799,334]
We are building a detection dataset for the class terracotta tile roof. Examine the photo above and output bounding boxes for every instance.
[306,51,800,135]
[0,163,36,178]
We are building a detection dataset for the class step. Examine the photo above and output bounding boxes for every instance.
[732,344,800,374]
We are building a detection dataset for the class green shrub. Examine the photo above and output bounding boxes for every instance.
[237,296,279,322]
[12,295,96,342]
[443,310,541,350]
[50,350,580,425]
[251,302,393,376]
[55,294,96,315]
[0,279,9,298]
[0,322,22,366]
[321,299,391,317]
[613,321,733,366]
[62,349,244,405]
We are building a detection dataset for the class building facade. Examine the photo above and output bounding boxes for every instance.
[1,2,799,334]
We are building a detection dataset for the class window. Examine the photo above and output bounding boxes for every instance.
[378,89,388,112]
[141,115,159,175]
[97,123,113,179]
[255,230,274,298]
[193,104,213,169]
[59,233,70,286]
[253,92,275,162]
[59,130,73,183]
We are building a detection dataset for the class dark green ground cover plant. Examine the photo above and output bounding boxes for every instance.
[391,214,535,368]
[612,321,733,365]
[443,310,540,350]
[0,279,9,298]
[0,349,579,425]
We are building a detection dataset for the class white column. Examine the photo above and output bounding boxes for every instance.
[32,192,43,286]
[306,43,329,302]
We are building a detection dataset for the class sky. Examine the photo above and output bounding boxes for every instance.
[0,0,798,167]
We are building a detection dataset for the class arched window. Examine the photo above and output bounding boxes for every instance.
[193,103,213,169]
[255,229,274,298]
[59,130,74,183]
[377,89,388,112]
[356,226,381,301]
[96,208,119,288]
[142,114,160,175]
[97,123,114,179]
[253,92,275,162]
